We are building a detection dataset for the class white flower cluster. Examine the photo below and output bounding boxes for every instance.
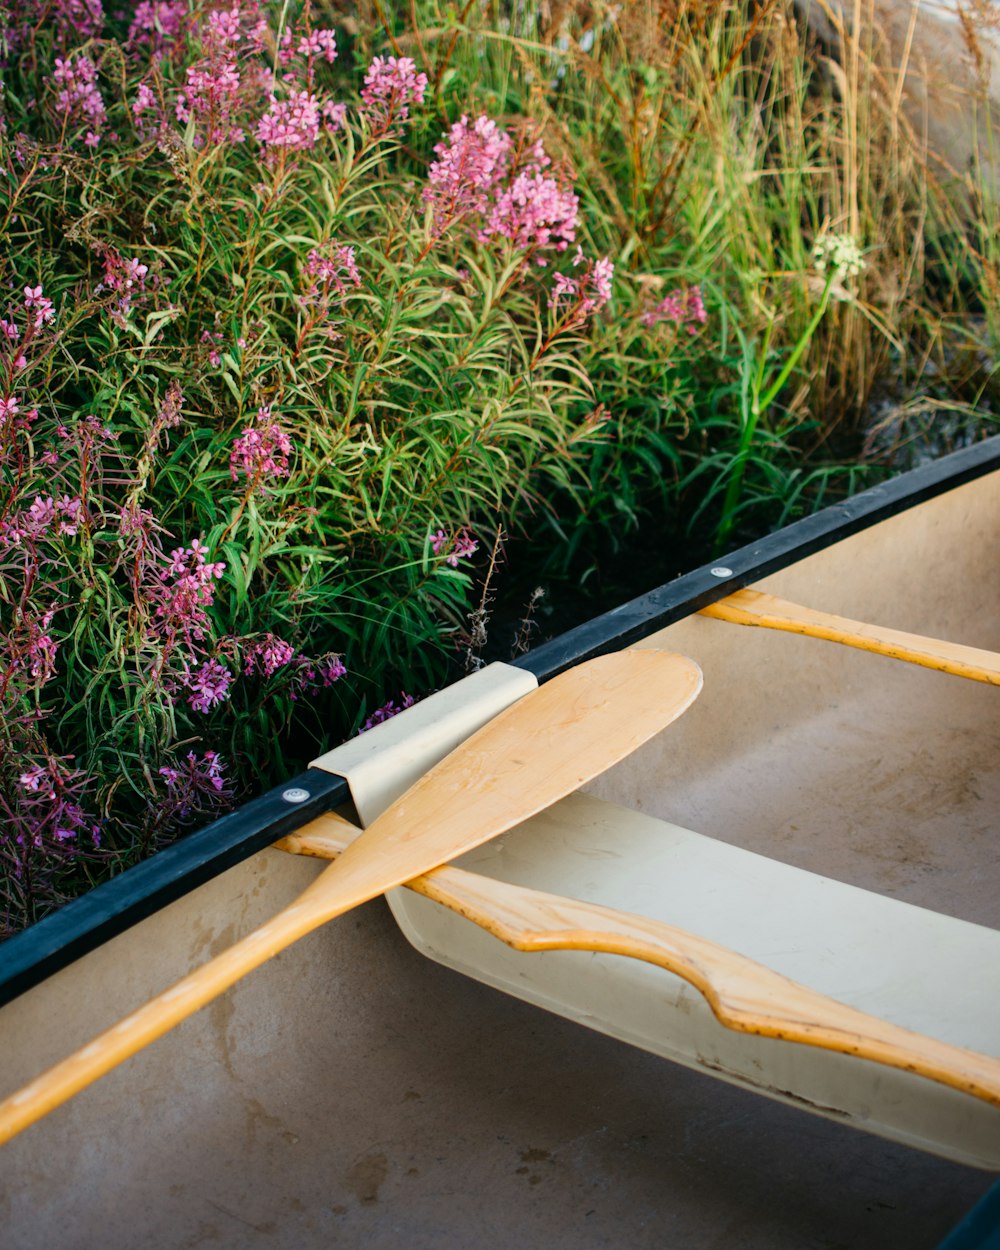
[811,234,865,279]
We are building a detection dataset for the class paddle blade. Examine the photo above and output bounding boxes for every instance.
[307,650,702,912]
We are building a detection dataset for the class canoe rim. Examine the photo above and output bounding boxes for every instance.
[2,436,999,1007]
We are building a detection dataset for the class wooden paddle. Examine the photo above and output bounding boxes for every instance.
[700,588,1000,685]
[279,813,1000,1111]
[0,649,702,1146]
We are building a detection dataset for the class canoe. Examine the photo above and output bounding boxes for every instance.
[1,437,998,1248]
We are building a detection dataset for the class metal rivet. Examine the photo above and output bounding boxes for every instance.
[282,787,311,804]
[710,566,733,578]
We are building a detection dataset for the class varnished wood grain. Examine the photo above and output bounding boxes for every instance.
[700,588,1000,684]
[280,813,1000,1111]
[0,650,702,1146]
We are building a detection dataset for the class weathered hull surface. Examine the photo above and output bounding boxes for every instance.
[386,467,1000,1168]
[1,446,998,1246]
[0,852,995,1249]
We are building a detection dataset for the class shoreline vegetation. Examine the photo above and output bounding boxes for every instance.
[1,0,997,934]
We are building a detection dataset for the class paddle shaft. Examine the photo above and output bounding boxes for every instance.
[700,589,1000,685]
[0,649,702,1145]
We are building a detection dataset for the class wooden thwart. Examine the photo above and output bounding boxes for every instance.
[0,650,702,1146]
[279,814,1000,1112]
[700,589,1000,685]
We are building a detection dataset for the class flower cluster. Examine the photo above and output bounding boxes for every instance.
[430,527,479,567]
[812,233,865,280]
[12,757,100,848]
[424,115,514,234]
[360,56,428,128]
[0,495,83,549]
[641,284,707,334]
[2,608,60,689]
[53,0,104,43]
[243,632,296,678]
[144,381,184,457]
[22,285,56,332]
[127,0,187,57]
[159,748,227,795]
[304,244,362,299]
[550,250,615,323]
[288,653,347,700]
[278,23,338,88]
[96,248,148,324]
[53,53,107,148]
[424,113,580,261]
[359,692,417,733]
[256,90,322,152]
[153,749,234,833]
[148,539,226,649]
[174,0,269,146]
[242,634,346,698]
[486,165,579,256]
[178,656,233,713]
[230,407,294,484]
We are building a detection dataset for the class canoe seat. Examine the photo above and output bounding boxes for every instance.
[386,790,1000,1170]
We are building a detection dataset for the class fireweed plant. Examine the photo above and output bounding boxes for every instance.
[0,1,618,932]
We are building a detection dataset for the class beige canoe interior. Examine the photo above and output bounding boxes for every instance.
[1,470,998,1248]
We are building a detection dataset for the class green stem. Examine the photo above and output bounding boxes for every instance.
[714,272,835,554]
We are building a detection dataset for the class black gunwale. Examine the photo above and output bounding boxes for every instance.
[2,435,998,1006]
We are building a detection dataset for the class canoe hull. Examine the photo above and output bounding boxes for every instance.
[383,468,1000,1165]
[0,844,993,1250]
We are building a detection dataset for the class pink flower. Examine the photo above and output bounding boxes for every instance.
[279,24,338,80]
[20,766,46,793]
[230,406,294,483]
[548,254,614,322]
[181,658,233,713]
[23,284,54,329]
[53,54,107,145]
[360,56,427,127]
[256,90,321,152]
[97,249,148,323]
[148,541,226,646]
[431,527,479,567]
[641,284,708,334]
[322,100,347,131]
[485,168,579,254]
[424,114,513,235]
[173,3,268,147]
[243,633,296,678]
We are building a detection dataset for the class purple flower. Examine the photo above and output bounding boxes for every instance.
[53,54,107,146]
[127,0,187,54]
[181,657,233,713]
[359,692,417,733]
[243,633,296,678]
[155,750,234,829]
[431,527,479,567]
